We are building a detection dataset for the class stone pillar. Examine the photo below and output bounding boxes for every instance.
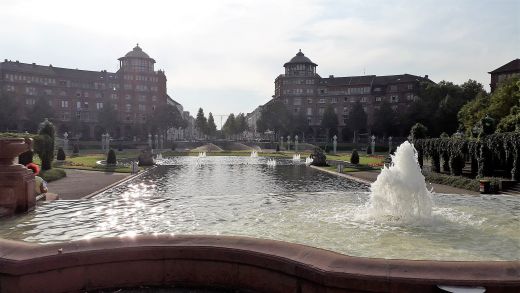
[154,134,159,150]
[101,133,106,152]
[371,135,375,155]
[280,136,284,150]
[160,135,164,150]
[106,133,110,151]
[287,135,291,151]
[63,132,69,153]
[388,136,393,154]
[295,135,299,152]
[148,133,152,148]
[0,138,35,217]
[333,135,337,155]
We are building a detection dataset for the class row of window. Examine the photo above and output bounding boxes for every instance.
[289,95,415,105]
[292,104,400,116]
[4,74,57,85]
[281,79,315,85]
[123,75,159,82]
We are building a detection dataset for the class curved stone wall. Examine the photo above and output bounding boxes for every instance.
[0,235,518,292]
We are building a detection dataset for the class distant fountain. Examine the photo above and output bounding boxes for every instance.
[250,151,258,158]
[364,141,432,223]
[304,156,313,165]
[198,152,206,158]
[266,158,277,167]
[156,153,163,161]
[292,153,301,161]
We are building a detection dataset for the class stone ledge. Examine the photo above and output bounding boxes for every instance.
[0,235,518,292]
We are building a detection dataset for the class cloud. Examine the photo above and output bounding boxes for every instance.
[0,0,518,117]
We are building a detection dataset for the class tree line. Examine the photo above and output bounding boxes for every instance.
[194,108,249,139]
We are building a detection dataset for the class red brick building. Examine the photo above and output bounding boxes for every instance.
[0,45,169,139]
[489,59,520,92]
[273,50,432,140]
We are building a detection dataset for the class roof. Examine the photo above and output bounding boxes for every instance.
[284,50,317,67]
[0,60,111,80]
[123,44,151,59]
[489,59,520,74]
[318,74,429,86]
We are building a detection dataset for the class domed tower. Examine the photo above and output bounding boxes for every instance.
[118,44,156,72]
[283,49,317,77]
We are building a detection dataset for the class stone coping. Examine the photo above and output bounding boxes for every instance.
[0,235,518,292]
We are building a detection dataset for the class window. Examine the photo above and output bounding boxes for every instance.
[61,101,69,108]
[319,107,325,116]
[392,105,398,111]
[96,102,103,110]
[284,98,288,105]
[126,104,132,112]
[306,79,314,85]
[331,97,338,103]
[294,98,301,105]
[138,104,146,111]
[389,85,398,92]
[307,98,313,104]
[406,93,414,101]
[407,84,413,90]
[375,97,382,102]
[76,101,81,109]
[374,87,381,92]
[111,93,118,100]
[318,98,326,103]
[25,87,36,95]
[5,85,15,92]
[138,95,146,102]
[294,107,299,113]
[361,97,368,103]
[25,98,36,105]
[307,107,312,115]
[391,96,399,103]
[125,94,132,100]
[306,89,313,94]
[152,96,157,101]
[44,89,52,95]
[83,92,89,98]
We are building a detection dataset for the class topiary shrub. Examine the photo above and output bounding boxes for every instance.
[72,143,79,156]
[56,147,66,161]
[276,144,280,152]
[107,149,117,165]
[171,142,177,151]
[35,118,55,170]
[409,123,428,141]
[350,150,360,165]
[310,147,328,166]
[366,146,372,155]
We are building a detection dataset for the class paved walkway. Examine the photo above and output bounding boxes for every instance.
[47,169,130,200]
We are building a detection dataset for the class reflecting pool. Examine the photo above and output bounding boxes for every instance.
[0,156,518,261]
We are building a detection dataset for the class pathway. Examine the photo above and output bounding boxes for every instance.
[47,169,130,200]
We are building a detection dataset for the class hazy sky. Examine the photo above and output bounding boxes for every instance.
[1,0,518,121]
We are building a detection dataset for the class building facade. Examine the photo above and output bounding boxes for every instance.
[273,50,432,140]
[489,59,520,92]
[0,45,171,139]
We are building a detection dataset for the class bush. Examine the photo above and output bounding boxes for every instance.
[56,147,66,161]
[276,144,280,152]
[409,123,428,141]
[310,147,328,166]
[424,171,479,192]
[366,146,372,155]
[350,150,360,164]
[40,168,66,182]
[35,119,55,171]
[171,142,177,151]
[72,144,79,156]
[107,149,117,165]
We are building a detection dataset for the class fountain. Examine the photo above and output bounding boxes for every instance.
[198,152,207,158]
[292,153,301,161]
[305,156,313,165]
[156,153,163,161]
[363,141,432,223]
[266,158,276,167]
[250,150,258,158]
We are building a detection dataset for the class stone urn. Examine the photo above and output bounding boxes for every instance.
[0,138,35,217]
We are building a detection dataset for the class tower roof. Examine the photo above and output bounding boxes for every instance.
[123,44,151,59]
[284,50,317,67]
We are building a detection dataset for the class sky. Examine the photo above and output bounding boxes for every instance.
[1,0,519,123]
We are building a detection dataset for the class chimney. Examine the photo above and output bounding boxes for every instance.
[329,75,334,78]
[3,59,7,62]
[424,74,429,79]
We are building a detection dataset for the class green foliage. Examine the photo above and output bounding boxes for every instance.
[40,168,66,182]
[98,100,118,135]
[256,99,292,136]
[26,97,55,132]
[206,112,217,137]
[56,147,66,161]
[372,102,397,136]
[222,113,236,137]
[310,147,328,166]
[106,149,117,165]
[350,150,360,164]
[496,106,520,133]
[35,119,55,171]
[458,92,490,135]
[347,101,367,138]
[423,172,480,192]
[72,143,80,155]
[409,123,428,141]
[440,132,449,138]
[195,108,207,135]
[321,105,338,138]
[235,113,248,134]
[481,115,496,135]
[149,104,185,135]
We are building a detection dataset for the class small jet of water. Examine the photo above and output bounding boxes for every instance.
[267,158,277,167]
[198,152,206,158]
[305,156,313,165]
[250,151,258,158]
[292,153,301,161]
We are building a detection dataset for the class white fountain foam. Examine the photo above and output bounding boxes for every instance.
[250,151,258,158]
[362,141,433,223]
[292,153,301,161]
[305,156,313,165]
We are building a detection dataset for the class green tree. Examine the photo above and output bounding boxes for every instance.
[235,113,248,134]
[458,92,490,135]
[206,112,217,137]
[371,102,397,136]
[321,105,338,139]
[409,123,428,141]
[291,111,309,137]
[222,113,236,137]
[347,101,367,142]
[35,119,56,170]
[256,99,291,136]
[195,108,207,136]
[27,97,55,133]
[0,92,18,131]
[98,100,119,135]
[149,104,184,134]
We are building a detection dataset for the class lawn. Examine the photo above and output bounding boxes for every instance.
[326,153,386,166]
